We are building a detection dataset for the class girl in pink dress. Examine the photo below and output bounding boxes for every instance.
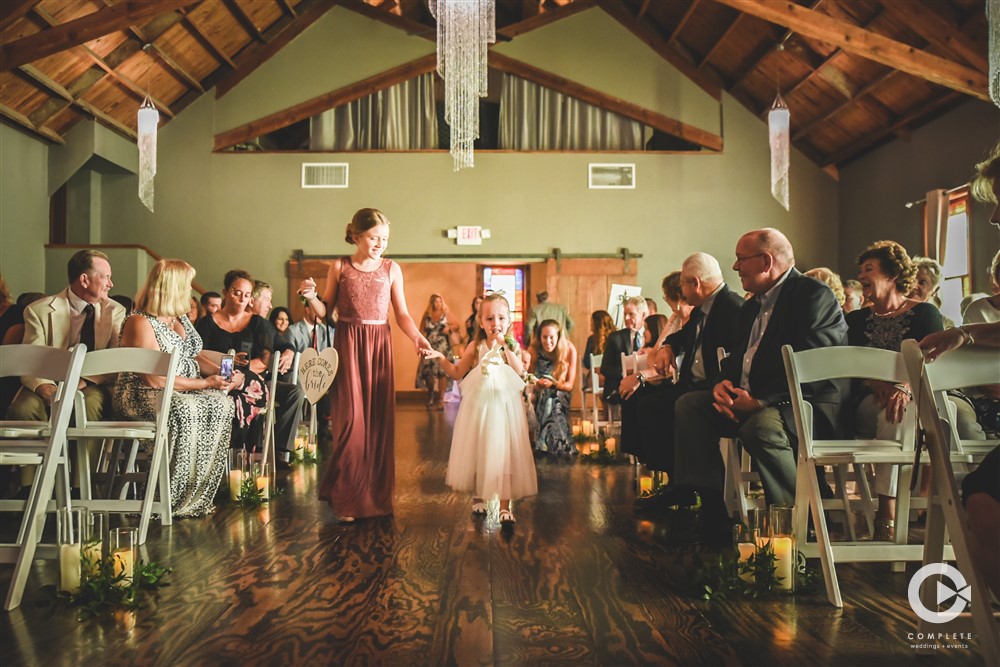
[300,209,429,522]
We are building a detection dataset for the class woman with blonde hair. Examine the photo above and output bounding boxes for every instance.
[528,320,578,455]
[115,259,240,517]
[416,293,459,409]
[805,267,846,307]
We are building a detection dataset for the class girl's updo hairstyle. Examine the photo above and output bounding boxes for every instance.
[856,240,916,295]
[345,208,390,244]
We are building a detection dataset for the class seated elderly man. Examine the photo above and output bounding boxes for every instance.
[617,253,743,496]
[599,296,647,405]
[656,229,849,545]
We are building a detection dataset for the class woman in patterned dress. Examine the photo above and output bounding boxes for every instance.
[299,208,431,522]
[115,260,240,517]
[847,241,943,541]
[416,294,458,409]
[528,320,577,455]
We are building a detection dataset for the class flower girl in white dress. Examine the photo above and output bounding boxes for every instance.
[422,293,538,525]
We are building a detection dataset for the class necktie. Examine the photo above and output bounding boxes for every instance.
[633,331,642,353]
[81,304,96,350]
[312,323,318,350]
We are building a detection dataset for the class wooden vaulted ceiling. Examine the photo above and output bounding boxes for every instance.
[0,0,991,170]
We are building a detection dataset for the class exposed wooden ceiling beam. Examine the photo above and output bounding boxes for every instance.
[667,0,701,45]
[0,102,65,143]
[78,44,175,117]
[698,13,743,70]
[714,0,989,101]
[147,42,205,94]
[792,68,899,141]
[73,97,138,140]
[636,0,651,21]
[216,0,339,98]
[497,0,594,39]
[878,0,988,74]
[341,0,435,40]
[0,0,42,32]
[278,0,298,18]
[595,0,721,100]
[16,64,73,101]
[213,53,437,150]
[729,0,823,92]
[489,51,722,151]
[824,90,962,167]
[224,0,267,43]
[0,0,198,72]
[180,7,237,68]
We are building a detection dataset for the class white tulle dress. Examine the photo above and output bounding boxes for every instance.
[445,342,538,501]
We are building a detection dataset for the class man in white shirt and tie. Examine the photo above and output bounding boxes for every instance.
[7,249,125,422]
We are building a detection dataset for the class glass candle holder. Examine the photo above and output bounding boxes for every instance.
[769,505,797,593]
[110,527,137,588]
[82,510,108,577]
[229,449,247,501]
[747,507,770,548]
[57,507,86,593]
[733,523,757,583]
[637,465,654,496]
[255,462,271,501]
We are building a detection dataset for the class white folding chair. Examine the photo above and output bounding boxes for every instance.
[0,343,87,610]
[66,347,180,544]
[901,339,1000,663]
[586,353,613,431]
[783,344,941,608]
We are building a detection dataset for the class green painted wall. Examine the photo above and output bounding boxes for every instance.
[0,123,49,297]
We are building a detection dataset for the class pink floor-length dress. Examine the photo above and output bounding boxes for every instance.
[318,257,396,517]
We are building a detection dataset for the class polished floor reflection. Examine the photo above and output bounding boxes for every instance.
[0,403,987,666]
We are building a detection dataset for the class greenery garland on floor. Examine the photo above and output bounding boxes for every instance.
[694,543,820,600]
[42,555,170,621]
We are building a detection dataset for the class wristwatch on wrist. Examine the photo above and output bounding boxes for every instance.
[637,373,647,388]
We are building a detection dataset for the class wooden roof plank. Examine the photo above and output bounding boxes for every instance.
[148,42,204,93]
[340,0,434,41]
[72,96,137,139]
[78,44,175,117]
[0,101,65,143]
[0,0,42,33]
[714,0,988,101]
[668,0,701,45]
[224,0,267,44]
[595,0,721,100]
[792,68,899,141]
[824,90,962,166]
[180,7,237,68]
[878,0,988,74]
[489,51,722,151]
[215,0,339,99]
[0,0,198,72]
[698,13,743,69]
[497,0,594,39]
[213,52,437,150]
[16,64,73,101]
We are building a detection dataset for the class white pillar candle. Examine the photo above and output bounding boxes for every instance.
[772,536,794,591]
[639,476,653,494]
[604,437,616,454]
[229,470,244,501]
[112,548,134,588]
[257,476,270,500]
[59,544,81,593]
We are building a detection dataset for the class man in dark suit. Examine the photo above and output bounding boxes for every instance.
[599,296,648,404]
[661,229,849,543]
[619,253,743,487]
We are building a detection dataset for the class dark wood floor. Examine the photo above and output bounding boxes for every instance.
[0,404,989,666]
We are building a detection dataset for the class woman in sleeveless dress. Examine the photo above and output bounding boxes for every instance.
[300,208,430,522]
[528,320,577,455]
[415,294,458,409]
[114,260,240,517]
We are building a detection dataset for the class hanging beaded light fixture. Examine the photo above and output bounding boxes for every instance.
[137,45,159,212]
[768,44,790,211]
[428,0,495,170]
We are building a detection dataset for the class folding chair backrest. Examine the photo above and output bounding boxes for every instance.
[783,344,912,457]
[589,354,603,394]
[1,344,87,434]
[77,346,180,425]
[290,351,301,384]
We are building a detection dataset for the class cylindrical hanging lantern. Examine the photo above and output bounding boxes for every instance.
[768,93,790,211]
[137,96,159,212]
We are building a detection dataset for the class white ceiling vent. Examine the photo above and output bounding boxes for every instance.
[302,162,349,188]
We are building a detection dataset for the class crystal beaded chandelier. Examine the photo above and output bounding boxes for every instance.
[768,92,790,211]
[429,0,496,170]
[989,0,999,107]
[137,96,159,212]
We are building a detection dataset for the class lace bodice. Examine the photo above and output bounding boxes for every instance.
[337,258,393,322]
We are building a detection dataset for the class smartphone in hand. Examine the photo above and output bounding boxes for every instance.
[220,354,235,381]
